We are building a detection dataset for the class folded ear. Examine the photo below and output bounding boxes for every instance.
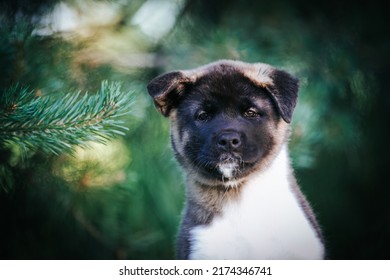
[147,71,191,117]
[265,69,299,123]
[241,63,299,123]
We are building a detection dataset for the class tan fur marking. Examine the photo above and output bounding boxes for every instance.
[177,60,275,89]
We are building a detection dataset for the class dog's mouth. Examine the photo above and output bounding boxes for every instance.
[193,150,259,184]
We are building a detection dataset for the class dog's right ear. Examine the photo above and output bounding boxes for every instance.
[147,71,192,117]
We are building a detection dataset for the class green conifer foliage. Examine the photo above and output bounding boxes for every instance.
[0,0,184,260]
[0,82,132,155]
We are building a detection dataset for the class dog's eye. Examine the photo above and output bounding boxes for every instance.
[196,111,209,122]
[244,108,261,118]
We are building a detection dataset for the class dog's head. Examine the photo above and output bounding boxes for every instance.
[147,60,299,187]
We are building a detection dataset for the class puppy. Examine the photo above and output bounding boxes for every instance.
[147,60,325,259]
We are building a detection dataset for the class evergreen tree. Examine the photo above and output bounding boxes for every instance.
[0,3,132,191]
[0,0,141,259]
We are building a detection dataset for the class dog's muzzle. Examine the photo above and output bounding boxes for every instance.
[214,131,244,179]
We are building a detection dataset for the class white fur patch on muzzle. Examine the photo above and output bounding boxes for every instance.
[217,161,238,179]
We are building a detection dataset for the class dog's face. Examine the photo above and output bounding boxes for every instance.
[147,60,299,187]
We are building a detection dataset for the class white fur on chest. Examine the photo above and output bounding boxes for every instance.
[189,146,324,259]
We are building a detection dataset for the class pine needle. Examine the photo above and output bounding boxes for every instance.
[0,81,133,155]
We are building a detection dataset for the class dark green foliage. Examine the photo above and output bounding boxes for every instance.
[0,82,132,155]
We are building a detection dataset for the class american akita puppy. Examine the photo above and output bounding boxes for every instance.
[147,60,325,260]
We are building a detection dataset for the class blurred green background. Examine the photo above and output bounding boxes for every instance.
[0,0,389,259]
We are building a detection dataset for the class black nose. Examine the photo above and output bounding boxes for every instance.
[216,131,242,151]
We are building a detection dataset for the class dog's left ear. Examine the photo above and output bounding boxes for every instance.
[147,71,192,117]
[265,69,299,123]
[243,63,299,123]
[240,63,299,123]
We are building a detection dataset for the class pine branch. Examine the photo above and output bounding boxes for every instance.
[0,81,133,155]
